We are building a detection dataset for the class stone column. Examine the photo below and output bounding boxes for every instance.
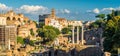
[77,26,79,44]
[8,39,10,50]
[72,25,75,44]
[81,25,84,45]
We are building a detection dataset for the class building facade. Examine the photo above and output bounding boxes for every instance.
[0,10,29,26]
[17,21,37,38]
[0,16,6,25]
[0,25,17,50]
[48,19,62,30]
[45,9,68,30]
[0,10,37,38]
[39,14,50,23]
[17,26,30,38]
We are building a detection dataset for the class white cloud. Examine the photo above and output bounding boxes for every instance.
[60,9,70,14]
[86,8,100,14]
[102,7,114,11]
[0,3,71,15]
[0,3,12,11]
[64,9,70,13]
[115,7,120,10]
[90,7,118,14]
[93,8,100,14]
[17,5,48,15]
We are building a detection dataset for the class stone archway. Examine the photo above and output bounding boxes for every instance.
[18,18,21,21]
[7,17,10,20]
[13,17,16,21]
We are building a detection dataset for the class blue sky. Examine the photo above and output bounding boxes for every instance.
[0,0,120,21]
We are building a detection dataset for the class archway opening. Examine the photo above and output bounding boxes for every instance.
[18,18,21,21]
[13,17,16,21]
[7,17,10,20]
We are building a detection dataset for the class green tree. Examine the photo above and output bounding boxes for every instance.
[44,29,57,41]
[30,29,35,36]
[90,14,106,29]
[37,26,60,42]
[90,22,99,28]
[90,18,106,28]
[44,26,60,35]
[68,25,72,27]
[37,28,44,37]
[96,14,105,19]
[39,22,45,28]
[106,10,115,21]
[17,36,24,44]
[29,40,34,46]
[103,15,120,54]
[61,27,70,34]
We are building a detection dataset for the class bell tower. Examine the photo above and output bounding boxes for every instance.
[51,8,56,18]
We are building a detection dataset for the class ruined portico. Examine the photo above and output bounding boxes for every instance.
[71,24,84,45]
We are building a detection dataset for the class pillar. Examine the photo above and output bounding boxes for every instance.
[72,25,75,44]
[81,25,84,45]
[8,39,10,50]
[77,26,79,44]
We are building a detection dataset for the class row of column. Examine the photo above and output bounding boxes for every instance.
[72,25,84,45]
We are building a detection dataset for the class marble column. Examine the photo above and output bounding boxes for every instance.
[8,39,10,50]
[77,26,79,44]
[72,25,75,44]
[81,25,84,45]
